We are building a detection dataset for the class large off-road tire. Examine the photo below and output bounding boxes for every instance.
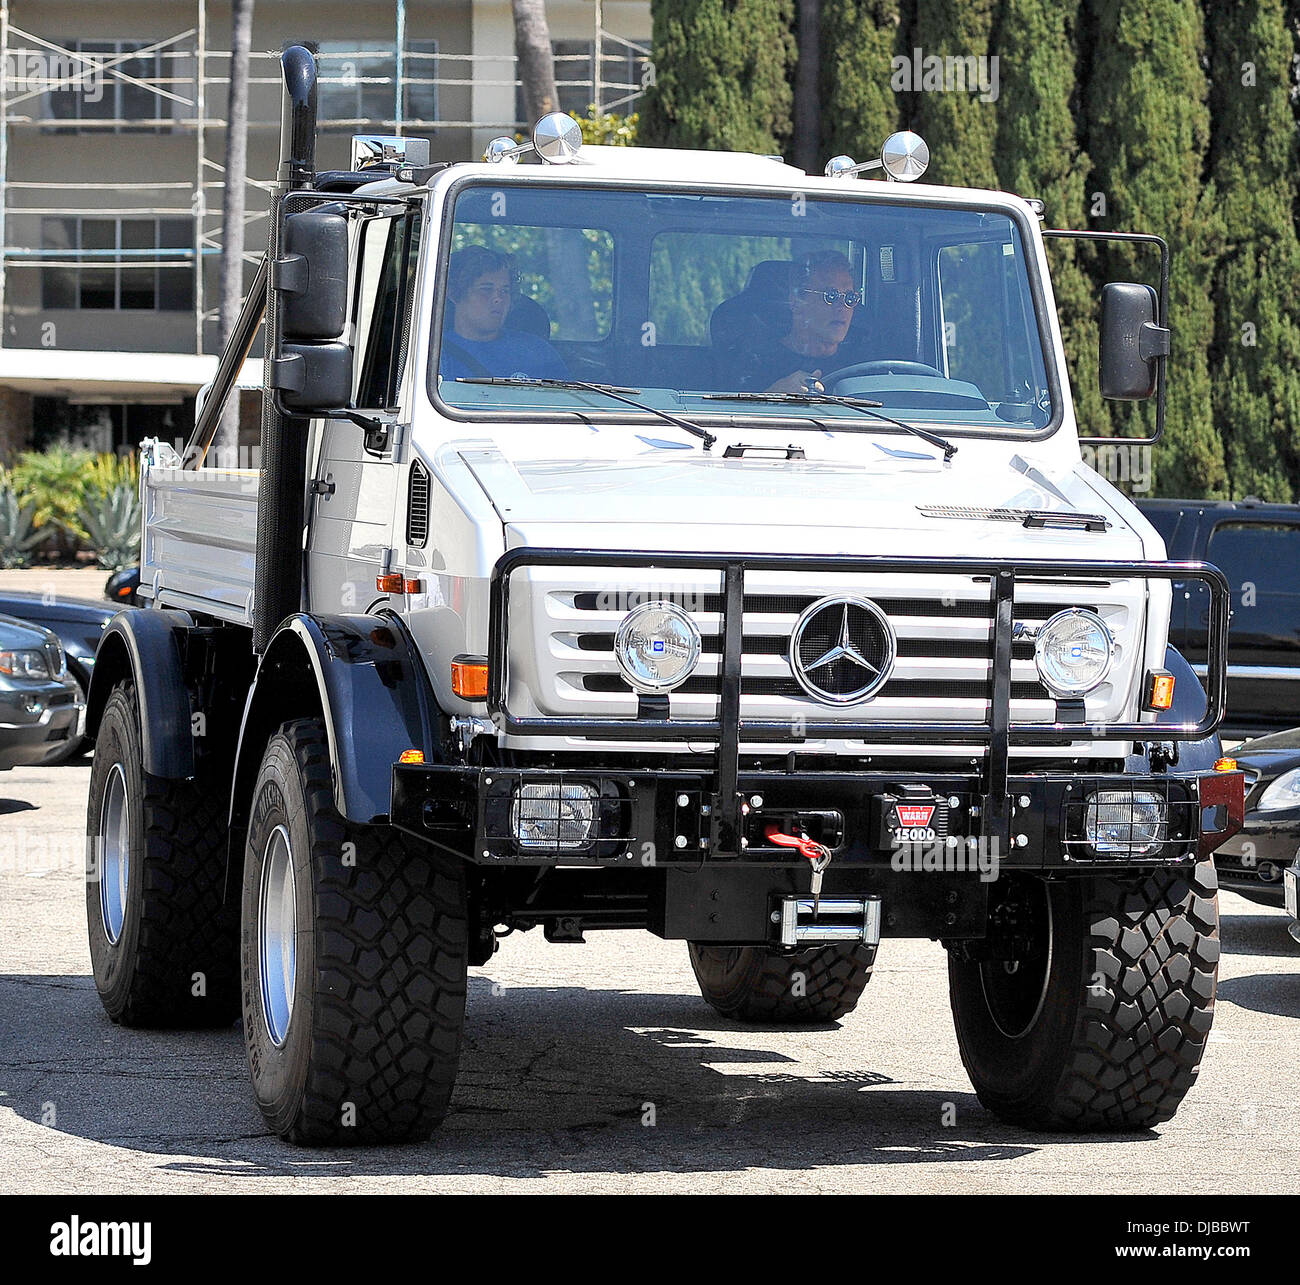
[85,681,239,1027]
[948,862,1219,1131]
[688,942,876,1023]
[241,718,468,1146]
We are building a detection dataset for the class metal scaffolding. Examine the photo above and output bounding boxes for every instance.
[0,2,650,356]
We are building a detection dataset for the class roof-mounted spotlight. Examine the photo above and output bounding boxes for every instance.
[825,131,930,182]
[484,112,584,165]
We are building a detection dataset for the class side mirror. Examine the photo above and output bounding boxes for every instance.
[271,209,353,412]
[278,210,349,340]
[1098,282,1167,400]
[278,341,353,411]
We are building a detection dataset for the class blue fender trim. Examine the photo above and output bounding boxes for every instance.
[1126,645,1222,774]
[231,611,442,828]
[85,607,196,779]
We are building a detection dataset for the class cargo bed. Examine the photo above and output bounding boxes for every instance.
[140,465,259,625]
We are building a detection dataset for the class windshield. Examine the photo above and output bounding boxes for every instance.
[433,183,1055,433]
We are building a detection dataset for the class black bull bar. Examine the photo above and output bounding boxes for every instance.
[487,550,1230,855]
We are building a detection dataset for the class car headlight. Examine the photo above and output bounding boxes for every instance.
[613,600,701,692]
[0,648,50,679]
[1258,767,1300,812]
[1033,608,1114,696]
[1083,788,1167,855]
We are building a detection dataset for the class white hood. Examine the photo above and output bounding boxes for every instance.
[452,438,1153,560]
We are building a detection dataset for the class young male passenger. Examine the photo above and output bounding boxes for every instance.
[438,245,568,382]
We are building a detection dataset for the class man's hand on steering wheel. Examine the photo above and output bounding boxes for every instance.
[765,369,824,394]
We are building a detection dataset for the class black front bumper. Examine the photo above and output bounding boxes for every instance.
[392,762,1245,941]
[393,762,1241,870]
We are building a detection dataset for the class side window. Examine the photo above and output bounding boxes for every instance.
[939,241,1013,396]
[938,231,1047,418]
[353,213,422,410]
[648,233,794,346]
[1205,522,1300,603]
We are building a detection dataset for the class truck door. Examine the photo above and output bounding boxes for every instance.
[308,208,421,613]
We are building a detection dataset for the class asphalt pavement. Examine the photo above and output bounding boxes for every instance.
[1,755,1297,1195]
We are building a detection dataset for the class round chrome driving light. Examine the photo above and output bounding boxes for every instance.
[614,600,701,692]
[1033,608,1114,696]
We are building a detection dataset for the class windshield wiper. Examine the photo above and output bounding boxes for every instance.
[456,377,717,450]
[697,390,957,462]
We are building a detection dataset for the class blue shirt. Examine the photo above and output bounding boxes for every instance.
[439,330,569,384]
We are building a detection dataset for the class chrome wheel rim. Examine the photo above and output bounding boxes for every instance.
[258,824,297,1046]
[98,763,130,944]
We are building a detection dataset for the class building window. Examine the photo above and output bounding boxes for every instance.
[40,217,193,311]
[316,40,438,128]
[516,40,649,122]
[41,40,177,133]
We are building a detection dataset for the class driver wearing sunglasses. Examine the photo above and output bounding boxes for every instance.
[739,250,863,394]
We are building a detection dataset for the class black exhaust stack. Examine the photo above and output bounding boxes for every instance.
[252,46,318,653]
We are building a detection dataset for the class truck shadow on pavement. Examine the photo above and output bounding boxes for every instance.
[1,971,1159,1181]
[1217,905,1296,959]
[1215,971,1300,1019]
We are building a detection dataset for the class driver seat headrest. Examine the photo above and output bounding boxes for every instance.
[710,259,794,351]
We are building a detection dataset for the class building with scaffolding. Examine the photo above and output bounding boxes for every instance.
[0,0,650,457]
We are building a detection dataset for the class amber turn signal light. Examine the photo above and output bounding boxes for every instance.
[451,654,489,701]
[1143,669,1175,712]
[1213,757,1238,772]
[398,749,425,765]
[376,572,404,594]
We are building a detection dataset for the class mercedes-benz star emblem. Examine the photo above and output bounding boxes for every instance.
[789,595,896,705]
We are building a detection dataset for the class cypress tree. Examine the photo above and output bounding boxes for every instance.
[1206,0,1300,501]
[1084,0,1225,497]
[991,0,1107,440]
[908,0,999,188]
[639,0,797,154]
[818,1,904,165]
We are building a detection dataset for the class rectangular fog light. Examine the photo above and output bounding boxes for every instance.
[1084,789,1167,856]
[511,781,598,851]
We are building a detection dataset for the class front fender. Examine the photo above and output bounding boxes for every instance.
[231,611,443,830]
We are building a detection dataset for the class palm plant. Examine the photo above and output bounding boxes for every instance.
[11,447,93,554]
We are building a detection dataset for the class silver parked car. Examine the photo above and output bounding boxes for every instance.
[0,613,85,769]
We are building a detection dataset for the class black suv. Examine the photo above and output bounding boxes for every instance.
[1139,498,1300,736]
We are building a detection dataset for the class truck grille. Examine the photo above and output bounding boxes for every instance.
[526,571,1133,725]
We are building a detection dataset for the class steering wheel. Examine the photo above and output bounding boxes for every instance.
[823,359,945,386]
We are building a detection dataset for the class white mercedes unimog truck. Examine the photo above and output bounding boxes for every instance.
[83,48,1245,1144]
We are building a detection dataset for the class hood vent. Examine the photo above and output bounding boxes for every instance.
[918,505,1109,532]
